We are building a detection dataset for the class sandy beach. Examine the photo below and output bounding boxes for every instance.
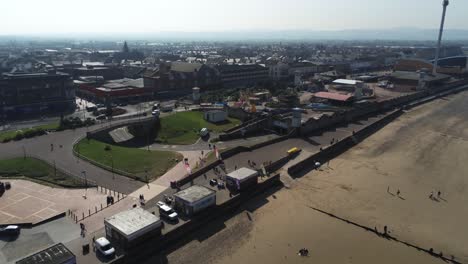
[149,90,468,264]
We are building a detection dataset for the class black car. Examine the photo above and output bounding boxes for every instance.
[0,225,20,236]
[209,179,218,186]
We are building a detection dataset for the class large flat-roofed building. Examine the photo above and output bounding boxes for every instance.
[72,65,124,80]
[104,207,162,250]
[313,91,354,106]
[16,243,76,264]
[174,185,216,216]
[0,71,75,120]
[76,78,151,103]
[143,62,220,97]
[390,71,451,89]
[225,167,259,192]
[216,64,269,88]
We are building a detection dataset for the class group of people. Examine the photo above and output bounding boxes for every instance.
[374,225,389,237]
[387,186,444,201]
[298,248,309,257]
[247,160,257,167]
[429,190,442,200]
[80,222,87,237]
[139,194,145,205]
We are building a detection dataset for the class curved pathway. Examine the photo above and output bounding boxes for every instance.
[0,121,145,194]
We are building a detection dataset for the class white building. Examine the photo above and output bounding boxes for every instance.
[204,110,227,123]
[104,207,162,249]
[174,185,216,216]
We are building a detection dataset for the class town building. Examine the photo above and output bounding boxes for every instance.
[269,62,290,80]
[143,62,220,98]
[394,57,468,76]
[173,185,216,216]
[313,91,354,106]
[72,64,124,80]
[104,207,162,250]
[76,78,151,103]
[204,110,227,123]
[215,64,269,88]
[0,71,75,120]
[390,71,451,89]
[225,167,258,192]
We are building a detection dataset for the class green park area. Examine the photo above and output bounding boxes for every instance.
[156,111,241,145]
[74,139,182,181]
[0,122,60,142]
[0,157,87,188]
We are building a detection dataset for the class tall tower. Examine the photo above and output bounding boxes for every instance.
[122,41,129,53]
[433,0,449,75]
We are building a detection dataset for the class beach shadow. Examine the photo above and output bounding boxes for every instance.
[439,197,448,202]
[398,195,406,200]
[195,220,227,242]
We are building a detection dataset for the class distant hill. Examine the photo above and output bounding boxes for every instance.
[143,28,468,41]
[1,28,468,42]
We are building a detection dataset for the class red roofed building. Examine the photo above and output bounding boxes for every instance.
[313,92,354,104]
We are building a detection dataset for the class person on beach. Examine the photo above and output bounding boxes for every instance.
[397,189,400,196]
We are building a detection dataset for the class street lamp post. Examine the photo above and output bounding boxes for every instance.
[433,0,450,75]
[81,170,88,198]
[111,153,115,180]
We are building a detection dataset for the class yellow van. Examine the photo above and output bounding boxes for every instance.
[287,147,301,155]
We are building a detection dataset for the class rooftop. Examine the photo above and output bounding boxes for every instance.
[174,185,216,203]
[171,62,203,73]
[105,207,161,237]
[16,243,75,264]
[226,167,258,182]
[332,79,361,85]
[391,71,451,82]
[314,91,354,102]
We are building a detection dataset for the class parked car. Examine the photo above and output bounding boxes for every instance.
[159,204,178,222]
[152,109,160,116]
[200,128,209,137]
[0,225,20,236]
[157,201,166,208]
[210,179,218,186]
[217,182,225,189]
[287,147,302,155]
[95,237,115,257]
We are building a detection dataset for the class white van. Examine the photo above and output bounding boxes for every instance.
[95,237,115,257]
[159,205,178,221]
[200,128,209,137]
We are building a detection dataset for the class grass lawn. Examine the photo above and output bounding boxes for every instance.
[0,157,87,188]
[75,139,183,181]
[157,111,241,145]
[0,122,60,142]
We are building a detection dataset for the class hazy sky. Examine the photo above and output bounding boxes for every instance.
[1,0,467,34]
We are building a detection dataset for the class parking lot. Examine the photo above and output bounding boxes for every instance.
[0,180,120,225]
[0,217,79,264]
